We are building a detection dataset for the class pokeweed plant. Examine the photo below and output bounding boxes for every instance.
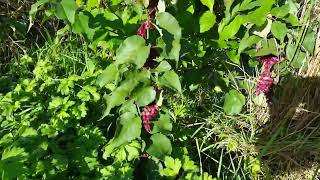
[0,0,312,179]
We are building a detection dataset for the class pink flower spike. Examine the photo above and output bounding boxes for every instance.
[258,56,280,66]
[137,21,154,39]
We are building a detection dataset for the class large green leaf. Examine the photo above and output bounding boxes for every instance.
[271,21,288,42]
[102,70,150,117]
[246,0,275,26]
[156,12,182,64]
[199,11,216,33]
[219,15,245,41]
[238,35,261,55]
[115,36,150,68]
[159,71,182,93]
[200,0,214,11]
[147,133,172,160]
[271,4,290,18]
[223,89,245,115]
[132,86,156,107]
[103,112,141,159]
[155,61,172,73]
[302,30,316,54]
[291,50,307,69]
[72,12,95,40]
[96,64,118,87]
[56,0,77,24]
[152,113,172,134]
[156,12,182,38]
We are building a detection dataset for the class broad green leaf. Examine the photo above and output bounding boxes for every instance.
[284,14,300,26]
[112,0,123,5]
[156,12,182,38]
[102,70,150,117]
[200,0,214,11]
[72,12,95,40]
[286,43,295,60]
[152,113,172,134]
[155,61,172,72]
[159,71,182,93]
[238,35,261,55]
[132,86,156,107]
[302,30,316,54]
[56,0,77,24]
[291,50,307,69]
[199,11,216,33]
[255,38,278,56]
[147,133,172,160]
[96,64,118,87]
[86,0,100,9]
[103,112,141,159]
[219,15,245,40]
[246,0,275,26]
[115,36,150,68]
[253,18,272,38]
[271,21,288,42]
[156,12,182,64]
[223,89,245,115]
[160,156,182,177]
[271,4,290,18]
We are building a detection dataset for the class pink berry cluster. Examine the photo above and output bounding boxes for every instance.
[136,0,158,39]
[141,104,159,133]
[256,56,280,96]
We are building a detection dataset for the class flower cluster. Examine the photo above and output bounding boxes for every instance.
[141,104,159,133]
[256,56,280,96]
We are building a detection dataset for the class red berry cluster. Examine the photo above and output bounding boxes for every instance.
[141,104,159,133]
[256,56,280,96]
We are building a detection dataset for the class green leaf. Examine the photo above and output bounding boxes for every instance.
[147,133,172,160]
[96,64,118,87]
[156,12,182,64]
[56,0,77,24]
[223,89,245,115]
[155,61,172,73]
[132,86,156,107]
[72,12,95,40]
[102,71,150,117]
[103,112,142,159]
[111,0,123,5]
[271,4,290,18]
[286,43,295,60]
[156,12,182,38]
[219,15,245,40]
[152,113,172,134]
[291,50,307,69]
[302,30,316,54]
[160,156,182,177]
[238,35,261,55]
[199,11,216,33]
[283,14,300,26]
[246,0,275,26]
[115,36,150,68]
[200,0,214,11]
[271,21,288,42]
[255,38,278,56]
[159,71,182,93]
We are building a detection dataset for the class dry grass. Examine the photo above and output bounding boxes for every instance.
[254,24,320,179]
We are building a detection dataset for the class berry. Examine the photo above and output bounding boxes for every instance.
[141,104,159,133]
